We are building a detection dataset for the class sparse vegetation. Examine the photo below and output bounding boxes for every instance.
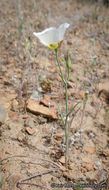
[0,0,108,189]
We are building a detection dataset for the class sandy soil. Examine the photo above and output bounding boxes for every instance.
[0,0,109,189]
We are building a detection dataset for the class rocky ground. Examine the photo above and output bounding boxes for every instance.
[0,0,109,189]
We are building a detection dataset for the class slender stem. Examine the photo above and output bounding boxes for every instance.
[55,48,69,167]
[67,101,81,117]
[65,83,68,115]
[65,82,69,167]
[55,49,66,85]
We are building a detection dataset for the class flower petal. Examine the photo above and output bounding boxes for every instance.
[58,23,70,41]
[33,27,59,47]
[33,23,70,48]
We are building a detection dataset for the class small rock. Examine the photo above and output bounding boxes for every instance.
[84,141,95,154]
[2,183,8,190]
[40,95,55,107]
[59,156,65,164]
[51,67,57,73]
[68,162,75,169]
[98,81,109,104]
[17,132,25,142]
[85,163,94,171]
[30,90,39,101]
[4,80,12,86]
[22,114,30,119]
[0,94,12,110]
[104,112,109,128]
[95,161,101,168]
[12,99,19,111]
[98,81,109,92]
[2,164,8,172]
[8,111,19,122]
[25,127,35,135]
[0,106,8,125]
[84,145,95,154]
[25,117,34,128]
[82,157,93,163]
[54,134,63,141]
[8,56,15,64]
[77,90,85,99]
[40,78,52,92]
[99,90,109,104]
[27,99,58,119]
[0,152,3,160]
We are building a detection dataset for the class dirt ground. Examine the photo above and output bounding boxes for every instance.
[0,0,109,189]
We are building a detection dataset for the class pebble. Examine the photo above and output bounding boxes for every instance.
[59,156,65,164]
[25,127,35,135]
[27,98,58,119]
[84,141,95,154]
[0,106,8,125]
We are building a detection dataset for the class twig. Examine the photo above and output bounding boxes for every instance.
[17,182,50,190]
[0,155,27,163]
[1,155,61,168]
[39,158,61,168]
[17,168,69,187]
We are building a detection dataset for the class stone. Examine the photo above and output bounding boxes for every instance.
[12,99,19,111]
[98,81,109,104]
[25,127,35,135]
[27,99,58,119]
[99,90,109,104]
[25,117,34,128]
[54,134,63,141]
[0,92,17,110]
[40,95,55,107]
[2,164,8,172]
[17,132,25,142]
[0,106,8,125]
[59,156,65,164]
[77,90,85,99]
[84,141,95,154]
[2,183,8,190]
[82,157,93,163]
[68,162,75,169]
[98,81,109,92]
[22,114,30,119]
[8,56,15,64]
[8,111,19,122]
[85,163,94,171]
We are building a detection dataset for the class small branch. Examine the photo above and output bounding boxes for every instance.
[67,101,81,117]
[17,182,50,190]
[17,168,68,185]
[0,155,27,163]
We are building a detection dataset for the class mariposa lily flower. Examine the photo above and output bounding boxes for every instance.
[33,23,70,49]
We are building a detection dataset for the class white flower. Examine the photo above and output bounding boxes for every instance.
[33,23,70,49]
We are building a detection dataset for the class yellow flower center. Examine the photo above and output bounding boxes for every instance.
[48,41,61,50]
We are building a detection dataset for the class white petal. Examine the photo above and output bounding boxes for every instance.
[33,23,70,48]
[58,23,70,41]
[33,27,59,47]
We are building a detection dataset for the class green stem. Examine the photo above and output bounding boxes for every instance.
[55,48,69,167]
[65,82,69,167]
[55,49,66,85]
[67,101,81,117]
